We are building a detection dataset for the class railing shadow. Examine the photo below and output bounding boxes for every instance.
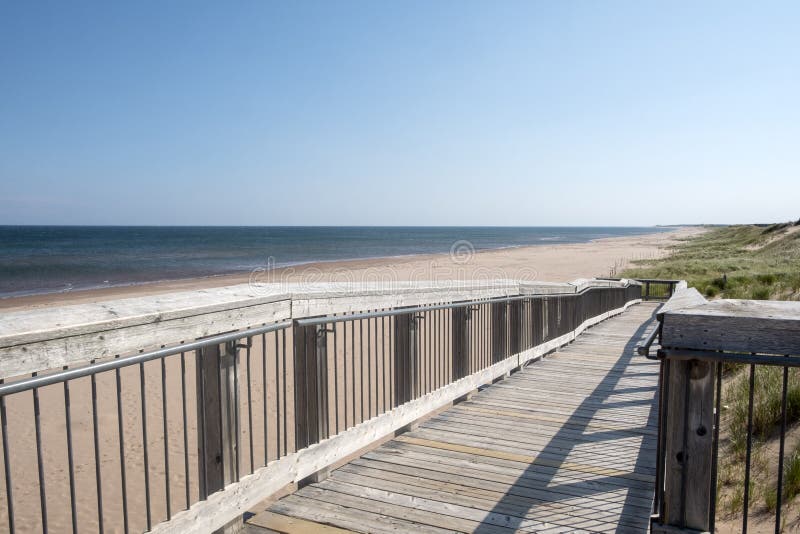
[473,306,660,533]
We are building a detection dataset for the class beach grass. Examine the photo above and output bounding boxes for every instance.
[725,366,800,458]
[623,222,800,301]
[623,221,800,524]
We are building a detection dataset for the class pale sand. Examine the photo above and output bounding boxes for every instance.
[0,226,703,312]
[0,226,705,532]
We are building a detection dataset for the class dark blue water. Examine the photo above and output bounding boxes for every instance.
[0,226,669,297]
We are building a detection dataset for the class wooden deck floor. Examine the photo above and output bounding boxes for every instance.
[247,303,661,534]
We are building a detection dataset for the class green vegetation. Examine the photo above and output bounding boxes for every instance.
[624,222,800,525]
[785,451,800,502]
[623,222,800,301]
[725,367,800,456]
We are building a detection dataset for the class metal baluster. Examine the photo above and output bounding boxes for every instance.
[775,362,789,534]
[351,321,356,425]
[233,342,240,482]
[389,315,394,408]
[116,364,129,533]
[197,350,208,501]
[33,373,48,534]
[367,317,372,419]
[360,319,365,423]
[381,317,391,412]
[63,373,78,534]
[282,328,287,455]
[709,361,722,532]
[140,362,152,530]
[742,362,756,533]
[180,352,190,509]
[343,318,348,429]
[0,384,14,534]
[161,357,172,519]
[275,329,281,458]
[333,319,339,433]
[262,333,268,465]
[88,369,104,530]
[246,340,254,473]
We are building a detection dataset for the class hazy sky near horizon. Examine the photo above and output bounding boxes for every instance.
[1,2,798,226]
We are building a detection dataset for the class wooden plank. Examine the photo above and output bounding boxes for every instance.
[0,298,291,378]
[273,493,457,534]
[425,413,657,453]
[150,287,647,533]
[0,278,639,379]
[362,446,655,501]
[296,483,523,534]
[248,510,358,534]
[393,313,416,404]
[336,465,649,530]
[342,457,651,527]
[394,435,654,482]
[657,286,706,319]
[377,440,655,493]
[247,303,659,533]
[661,298,800,354]
[0,284,290,344]
[323,475,610,531]
[455,404,658,435]
[401,428,655,475]
[661,358,715,531]
[294,279,637,318]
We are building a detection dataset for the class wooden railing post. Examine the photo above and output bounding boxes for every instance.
[393,313,417,405]
[293,322,328,451]
[452,306,471,380]
[508,300,522,359]
[654,285,716,533]
[491,302,508,364]
[196,340,241,532]
[654,357,715,532]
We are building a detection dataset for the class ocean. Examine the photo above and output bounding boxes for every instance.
[0,226,669,298]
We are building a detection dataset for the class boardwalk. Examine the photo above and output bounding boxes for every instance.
[247,302,660,533]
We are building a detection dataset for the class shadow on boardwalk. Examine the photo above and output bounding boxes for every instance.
[474,306,659,533]
[249,304,661,533]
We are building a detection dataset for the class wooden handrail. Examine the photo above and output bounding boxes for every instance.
[654,290,800,532]
[0,278,641,380]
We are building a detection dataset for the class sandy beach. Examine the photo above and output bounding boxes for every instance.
[0,227,702,312]
[0,226,704,532]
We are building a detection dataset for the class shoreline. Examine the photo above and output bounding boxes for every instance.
[0,226,703,311]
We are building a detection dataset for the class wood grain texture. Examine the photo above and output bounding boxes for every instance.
[656,287,706,320]
[0,279,638,379]
[248,302,661,533]
[661,359,715,531]
[151,297,643,534]
[661,298,800,354]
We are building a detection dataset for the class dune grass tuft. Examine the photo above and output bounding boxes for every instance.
[623,223,800,301]
[725,367,800,458]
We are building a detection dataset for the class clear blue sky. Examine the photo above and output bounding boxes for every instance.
[1,1,798,226]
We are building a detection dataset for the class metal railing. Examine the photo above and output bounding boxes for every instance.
[636,278,682,301]
[643,285,800,533]
[0,281,642,533]
[653,349,800,533]
[0,320,293,534]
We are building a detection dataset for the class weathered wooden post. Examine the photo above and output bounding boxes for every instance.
[293,322,328,451]
[653,286,714,533]
[452,305,471,380]
[393,313,418,405]
[491,301,508,364]
[508,300,522,360]
[655,357,716,532]
[196,340,240,532]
